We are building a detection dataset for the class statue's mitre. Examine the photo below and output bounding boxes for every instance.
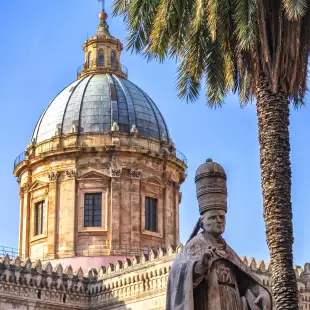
[195,158,227,215]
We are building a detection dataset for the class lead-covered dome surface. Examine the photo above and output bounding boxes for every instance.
[32,74,170,144]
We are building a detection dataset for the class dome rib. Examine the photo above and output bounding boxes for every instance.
[111,75,127,131]
[33,80,80,143]
[120,78,160,139]
[78,74,95,134]
[62,75,93,136]
[107,74,118,126]
[113,75,137,131]
[144,90,170,141]
[60,76,86,135]
[32,74,170,143]
[134,84,161,140]
[33,83,72,143]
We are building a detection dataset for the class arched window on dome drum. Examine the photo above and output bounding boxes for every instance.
[111,50,117,69]
[98,50,104,67]
[88,52,93,69]
[35,201,46,236]
[145,197,157,232]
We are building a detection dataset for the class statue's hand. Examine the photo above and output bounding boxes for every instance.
[254,290,271,310]
[202,247,215,267]
[194,247,214,275]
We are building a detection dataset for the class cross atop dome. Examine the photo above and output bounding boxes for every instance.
[98,0,105,12]
[98,0,108,22]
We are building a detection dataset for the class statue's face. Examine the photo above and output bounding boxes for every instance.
[201,209,226,237]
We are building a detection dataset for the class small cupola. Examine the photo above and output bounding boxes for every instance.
[77,9,128,79]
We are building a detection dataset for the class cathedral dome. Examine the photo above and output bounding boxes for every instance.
[14,7,187,270]
[32,74,170,144]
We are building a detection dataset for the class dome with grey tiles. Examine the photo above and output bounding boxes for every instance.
[32,74,170,144]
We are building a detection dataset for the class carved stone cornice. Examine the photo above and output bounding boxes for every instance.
[164,179,175,187]
[141,183,164,199]
[65,169,77,179]
[19,182,31,195]
[130,169,142,179]
[48,171,61,182]
[24,183,31,192]
[19,188,24,196]
[48,170,77,182]
[110,168,122,178]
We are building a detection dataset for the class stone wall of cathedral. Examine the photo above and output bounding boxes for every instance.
[0,247,309,310]
[15,132,186,265]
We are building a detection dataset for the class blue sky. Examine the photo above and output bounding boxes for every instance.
[0,0,308,267]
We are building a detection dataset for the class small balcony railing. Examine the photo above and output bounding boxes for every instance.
[14,151,26,170]
[0,245,25,261]
[0,244,166,262]
[77,60,128,77]
[176,149,188,165]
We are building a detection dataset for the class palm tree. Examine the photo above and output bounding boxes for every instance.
[113,0,309,308]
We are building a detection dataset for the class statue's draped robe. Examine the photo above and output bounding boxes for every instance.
[166,233,272,310]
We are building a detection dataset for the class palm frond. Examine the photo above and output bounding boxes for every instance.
[176,58,201,102]
[216,0,234,52]
[223,53,236,90]
[176,0,209,102]
[234,0,258,51]
[118,0,159,56]
[206,0,218,41]
[112,0,132,17]
[204,41,227,107]
[282,0,307,20]
[150,0,193,61]
[112,0,310,107]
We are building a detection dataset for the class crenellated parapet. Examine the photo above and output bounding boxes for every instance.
[0,254,91,309]
[0,250,309,309]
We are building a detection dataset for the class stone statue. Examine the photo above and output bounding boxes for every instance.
[166,159,272,310]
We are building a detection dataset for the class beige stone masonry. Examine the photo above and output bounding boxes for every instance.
[14,132,186,262]
[0,247,309,309]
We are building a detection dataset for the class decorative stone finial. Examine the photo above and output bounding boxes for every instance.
[195,159,227,214]
[130,124,139,134]
[111,122,120,132]
[99,10,108,22]
[55,125,62,136]
[97,2,110,37]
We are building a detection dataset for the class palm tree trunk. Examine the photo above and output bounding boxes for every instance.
[256,75,299,309]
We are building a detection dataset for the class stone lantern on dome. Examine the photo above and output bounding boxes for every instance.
[77,10,128,80]
[13,9,187,271]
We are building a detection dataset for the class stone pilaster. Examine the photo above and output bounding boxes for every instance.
[111,175,121,249]
[57,170,76,257]
[164,181,175,246]
[175,184,180,245]
[18,188,24,256]
[130,177,141,248]
[120,177,130,247]
[47,174,58,259]
[20,181,31,258]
